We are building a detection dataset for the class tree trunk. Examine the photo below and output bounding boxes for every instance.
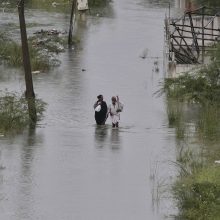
[68,0,76,45]
[18,0,35,99]
[17,0,37,123]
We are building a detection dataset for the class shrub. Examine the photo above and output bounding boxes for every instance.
[0,91,46,134]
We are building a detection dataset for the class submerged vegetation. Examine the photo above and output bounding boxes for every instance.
[0,91,46,135]
[194,0,220,7]
[0,32,67,72]
[162,39,220,219]
[162,64,220,104]
[162,42,220,105]
[166,99,220,219]
[0,0,112,71]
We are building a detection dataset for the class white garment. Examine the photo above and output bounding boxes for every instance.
[77,0,89,11]
[108,102,123,124]
[95,105,101,112]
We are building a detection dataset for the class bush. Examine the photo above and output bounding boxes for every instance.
[173,166,220,220]
[0,91,46,134]
[0,33,65,71]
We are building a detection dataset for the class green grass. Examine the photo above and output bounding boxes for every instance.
[161,61,220,105]
[0,91,46,135]
[173,164,220,220]
[0,33,67,71]
[168,103,220,219]
[194,0,220,7]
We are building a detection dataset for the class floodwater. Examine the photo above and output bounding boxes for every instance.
[0,0,177,219]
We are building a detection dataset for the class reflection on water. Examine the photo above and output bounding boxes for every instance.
[94,126,122,150]
[95,125,108,148]
[110,128,121,150]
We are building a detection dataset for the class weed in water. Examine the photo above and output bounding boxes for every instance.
[0,91,46,134]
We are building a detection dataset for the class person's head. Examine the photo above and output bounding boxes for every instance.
[97,94,103,101]
[111,96,116,104]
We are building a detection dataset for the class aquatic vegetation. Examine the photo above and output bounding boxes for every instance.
[166,100,220,219]
[196,105,220,143]
[193,0,220,7]
[161,40,220,105]
[173,162,220,220]
[89,0,110,7]
[162,62,220,105]
[0,32,67,71]
[0,91,46,134]
[166,99,183,127]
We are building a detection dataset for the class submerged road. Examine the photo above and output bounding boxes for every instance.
[0,0,177,219]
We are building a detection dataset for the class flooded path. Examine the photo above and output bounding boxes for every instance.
[0,0,177,219]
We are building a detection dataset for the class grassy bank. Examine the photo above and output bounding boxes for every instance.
[0,91,46,135]
[166,98,220,220]
[194,0,220,7]
[162,42,220,219]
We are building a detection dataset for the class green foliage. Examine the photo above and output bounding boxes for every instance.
[161,42,220,105]
[0,33,66,71]
[173,166,220,220]
[165,78,220,220]
[196,105,220,143]
[0,91,46,134]
[163,63,220,104]
[0,33,22,66]
[168,102,220,220]
[209,43,220,64]
[193,0,220,7]
[88,0,109,7]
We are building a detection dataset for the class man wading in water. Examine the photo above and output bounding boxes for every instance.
[108,96,124,128]
[93,95,108,125]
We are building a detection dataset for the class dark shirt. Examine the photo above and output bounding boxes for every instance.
[94,101,108,125]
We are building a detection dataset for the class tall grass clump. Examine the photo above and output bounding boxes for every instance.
[89,0,110,7]
[162,41,220,219]
[0,33,65,72]
[196,105,220,143]
[167,99,183,127]
[0,91,46,134]
[194,0,220,7]
[0,34,22,66]
[173,163,220,220]
[161,41,220,105]
[162,62,220,105]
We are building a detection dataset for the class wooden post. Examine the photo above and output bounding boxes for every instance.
[188,12,200,57]
[17,0,36,123]
[68,0,76,45]
[202,7,205,63]
[17,0,35,98]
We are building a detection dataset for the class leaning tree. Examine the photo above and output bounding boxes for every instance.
[17,0,37,123]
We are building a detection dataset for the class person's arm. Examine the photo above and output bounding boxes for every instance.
[93,101,99,109]
[108,104,113,116]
